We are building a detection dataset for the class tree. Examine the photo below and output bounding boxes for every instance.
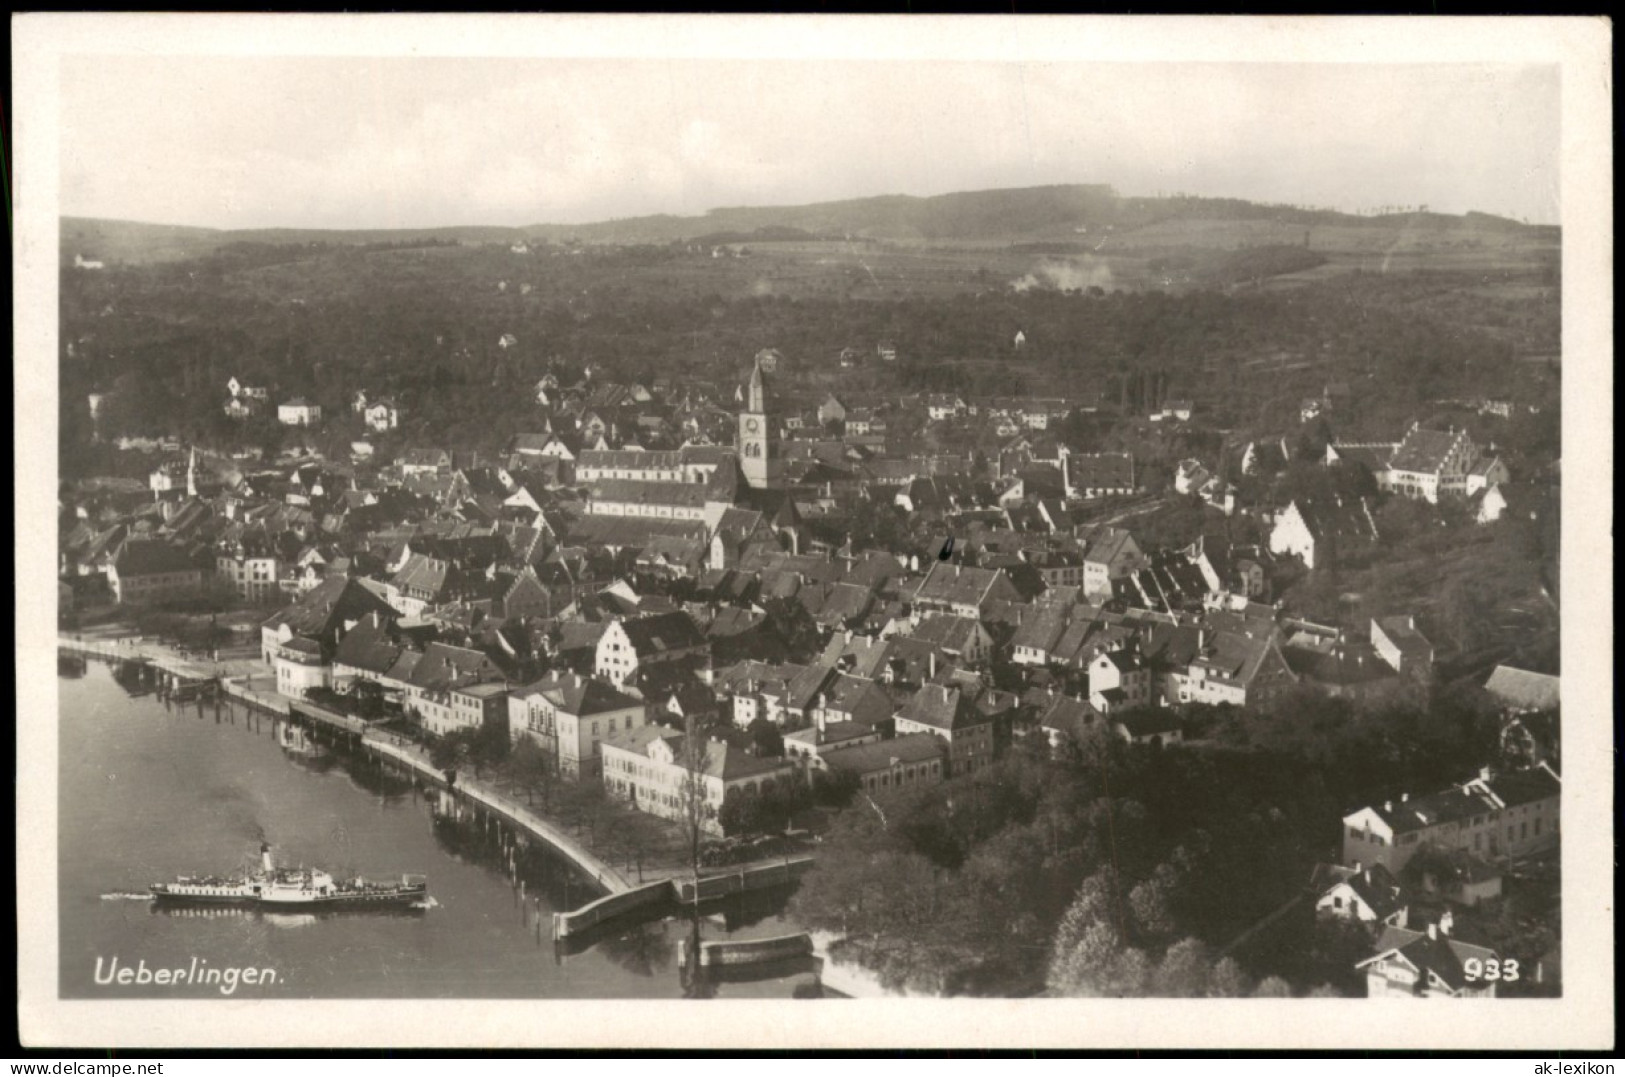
[811,767,861,809]
[677,710,714,897]
[1209,956,1254,998]
[1048,873,1126,995]
[505,736,554,808]
[553,779,612,843]
[748,718,784,759]
[1104,946,1153,997]
[718,786,761,838]
[1150,937,1213,997]
[1252,975,1293,998]
[428,727,476,776]
[611,805,672,884]
[764,597,823,663]
[1127,862,1181,945]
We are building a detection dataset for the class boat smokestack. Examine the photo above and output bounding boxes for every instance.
[261,844,274,874]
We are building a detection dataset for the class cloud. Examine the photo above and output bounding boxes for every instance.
[58,57,1561,229]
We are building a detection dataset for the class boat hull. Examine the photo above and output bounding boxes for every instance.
[151,885,428,908]
[261,886,428,909]
[150,889,257,906]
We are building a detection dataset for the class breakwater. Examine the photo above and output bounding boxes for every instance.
[687,932,813,968]
[555,856,816,942]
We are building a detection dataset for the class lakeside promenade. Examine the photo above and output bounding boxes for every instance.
[59,632,778,888]
[60,629,821,948]
[361,733,634,894]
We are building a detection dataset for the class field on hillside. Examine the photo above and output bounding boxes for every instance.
[58,189,1561,476]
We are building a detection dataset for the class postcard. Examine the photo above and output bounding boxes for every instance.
[14,13,1613,1050]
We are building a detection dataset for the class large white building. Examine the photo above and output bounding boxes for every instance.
[600,726,796,837]
[507,673,647,778]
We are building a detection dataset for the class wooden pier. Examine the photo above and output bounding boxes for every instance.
[59,635,220,698]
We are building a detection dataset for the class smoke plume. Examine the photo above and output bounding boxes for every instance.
[1012,257,1115,293]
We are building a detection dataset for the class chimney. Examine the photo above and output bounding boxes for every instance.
[1352,860,1362,875]
[1479,765,1492,782]
[1439,910,1453,936]
[1426,922,1438,940]
[1384,800,1393,812]
[1401,792,1409,802]
[928,650,937,679]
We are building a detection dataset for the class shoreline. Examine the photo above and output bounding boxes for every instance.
[60,635,816,928]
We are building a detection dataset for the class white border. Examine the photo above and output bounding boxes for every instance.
[14,13,1613,1050]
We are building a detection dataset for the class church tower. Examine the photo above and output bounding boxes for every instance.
[738,356,782,490]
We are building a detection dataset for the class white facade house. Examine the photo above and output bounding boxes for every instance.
[507,673,647,778]
[600,727,796,837]
[278,399,323,426]
[364,400,401,432]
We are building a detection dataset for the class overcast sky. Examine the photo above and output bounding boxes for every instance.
[60,57,1560,230]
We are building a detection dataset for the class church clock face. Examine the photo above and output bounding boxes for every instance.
[744,418,760,433]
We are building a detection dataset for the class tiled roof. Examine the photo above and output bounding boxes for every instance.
[1389,427,1469,475]
[408,642,503,692]
[1037,694,1096,738]
[1083,526,1137,566]
[1068,452,1135,490]
[896,683,991,732]
[262,576,397,640]
[1483,665,1560,711]
[391,553,453,597]
[1362,926,1497,991]
[587,478,711,509]
[1328,443,1396,472]
[820,732,946,776]
[1112,708,1182,737]
[115,539,199,577]
[904,613,983,653]
[619,611,707,655]
[333,614,405,674]
[565,515,708,549]
[516,672,642,716]
[1483,764,1561,808]
[578,448,684,471]
[1011,604,1070,653]
[1290,496,1379,545]
[814,673,895,726]
[914,562,1009,608]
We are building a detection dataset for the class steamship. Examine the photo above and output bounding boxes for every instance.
[150,844,428,908]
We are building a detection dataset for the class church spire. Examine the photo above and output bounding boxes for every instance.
[738,355,780,490]
[747,357,768,414]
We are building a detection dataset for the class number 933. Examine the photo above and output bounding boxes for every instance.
[1463,957,1520,982]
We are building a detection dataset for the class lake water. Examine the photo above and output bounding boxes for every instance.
[58,662,813,999]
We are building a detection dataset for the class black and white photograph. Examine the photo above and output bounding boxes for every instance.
[14,13,1613,1051]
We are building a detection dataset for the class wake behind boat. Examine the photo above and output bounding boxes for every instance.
[150,844,427,909]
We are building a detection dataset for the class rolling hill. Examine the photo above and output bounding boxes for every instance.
[62,184,1559,266]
